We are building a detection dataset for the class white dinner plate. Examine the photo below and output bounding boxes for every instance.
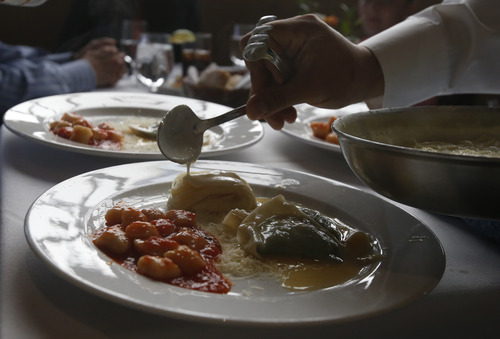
[282,103,369,152]
[3,92,263,159]
[25,160,445,325]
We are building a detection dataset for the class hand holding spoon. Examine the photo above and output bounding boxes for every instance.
[156,15,284,165]
[157,104,246,164]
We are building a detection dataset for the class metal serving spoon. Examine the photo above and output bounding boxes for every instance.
[156,104,246,164]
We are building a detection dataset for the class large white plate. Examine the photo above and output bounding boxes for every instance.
[25,160,445,325]
[3,92,263,159]
[282,103,369,152]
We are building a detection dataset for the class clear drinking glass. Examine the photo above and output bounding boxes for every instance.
[120,20,148,72]
[230,24,254,67]
[135,33,175,93]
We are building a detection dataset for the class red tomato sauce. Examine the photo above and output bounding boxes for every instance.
[49,112,123,149]
[93,203,231,294]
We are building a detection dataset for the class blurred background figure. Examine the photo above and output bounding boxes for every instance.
[55,0,139,53]
[56,0,200,54]
[358,0,416,39]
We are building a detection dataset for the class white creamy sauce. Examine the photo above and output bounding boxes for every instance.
[410,137,500,157]
[91,116,219,153]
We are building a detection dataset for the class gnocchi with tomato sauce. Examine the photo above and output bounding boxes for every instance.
[93,202,231,294]
[49,112,124,149]
[310,116,339,145]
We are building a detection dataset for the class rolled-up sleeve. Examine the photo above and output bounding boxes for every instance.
[360,0,500,108]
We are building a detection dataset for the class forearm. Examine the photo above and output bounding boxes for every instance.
[352,45,385,104]
[0,59,95,113]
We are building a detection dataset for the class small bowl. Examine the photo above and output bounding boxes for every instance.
[182,68,249,108]
[332,106,500,220]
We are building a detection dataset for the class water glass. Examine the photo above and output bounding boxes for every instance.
[230,24,254,67]
[135,33,175,92]
[119,20,148,73]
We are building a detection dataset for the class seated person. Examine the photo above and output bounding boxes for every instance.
[0,37,125,123]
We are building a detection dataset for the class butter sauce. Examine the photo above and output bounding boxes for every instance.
[272,258,371,291]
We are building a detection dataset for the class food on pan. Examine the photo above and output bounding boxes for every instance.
[49,112,123,149]
[310,116,339,144]
[409,137,500,157]
[93,171,383,294]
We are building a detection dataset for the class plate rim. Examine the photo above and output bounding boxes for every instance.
[281,103,369,153]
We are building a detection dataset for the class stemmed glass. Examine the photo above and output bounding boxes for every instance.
[229,24,254,67]
[119,20,148,77]
[135,33,175,93]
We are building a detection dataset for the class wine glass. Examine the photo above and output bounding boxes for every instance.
[119,20,148,77]
[229,24,254,67]
[135,33,175,93]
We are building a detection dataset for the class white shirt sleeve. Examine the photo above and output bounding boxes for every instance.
[360,0,500,108]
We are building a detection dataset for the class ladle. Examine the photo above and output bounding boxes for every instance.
[156,104,246,164]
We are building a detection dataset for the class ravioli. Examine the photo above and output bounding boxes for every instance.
[236,195,381,263]
[167,171,258,213]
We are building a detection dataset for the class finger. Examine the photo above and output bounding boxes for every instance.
[246,83,301,121]
[97,45,119,56]
[245,60,273,93]
[264,108,296,130]
[282,107,298,123]
[239,31,252,52]
[91,37,117,48]
[266,118,285,130]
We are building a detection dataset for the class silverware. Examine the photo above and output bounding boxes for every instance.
[129,122,159,139]
[156,104,246,164]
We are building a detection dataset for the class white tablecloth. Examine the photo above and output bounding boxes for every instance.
[1,96,500,338]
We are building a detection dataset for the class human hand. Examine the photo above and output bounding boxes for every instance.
[74,37,117,60]
[241,14,384,130]
[82,42,126,88]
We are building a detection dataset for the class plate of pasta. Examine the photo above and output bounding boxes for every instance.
[3,92,263,159]
[25,160,445,325]
[281,103,369,152]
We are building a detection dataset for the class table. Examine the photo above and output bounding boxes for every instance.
[2,92,500,338]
